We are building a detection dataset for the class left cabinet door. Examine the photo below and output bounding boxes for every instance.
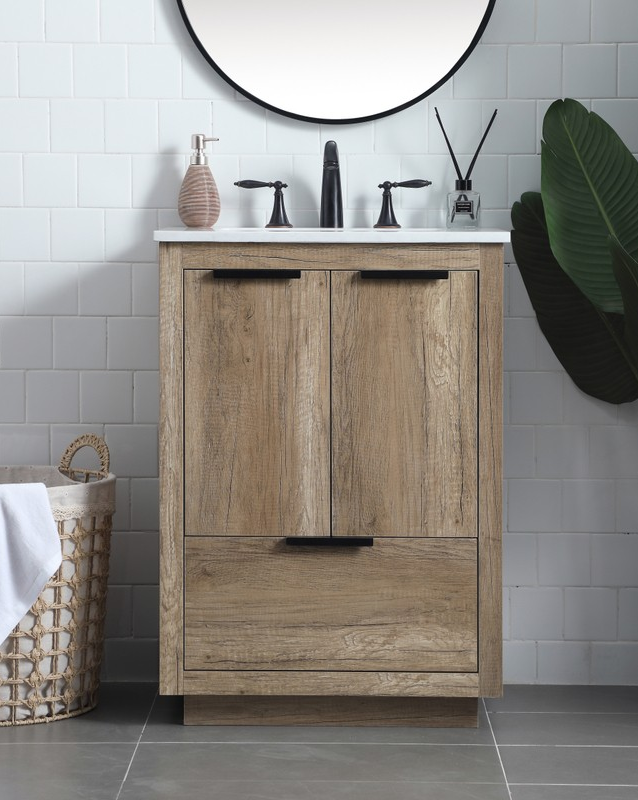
[183,269,331,537]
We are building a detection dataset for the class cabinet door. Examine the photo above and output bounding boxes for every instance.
[183,270,330,536]
[185,537,477,673]
[331,270,478,537]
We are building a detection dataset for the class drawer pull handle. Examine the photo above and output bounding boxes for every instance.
[285,536,374,547]
[360,270,449,280]
[213,269,301,279]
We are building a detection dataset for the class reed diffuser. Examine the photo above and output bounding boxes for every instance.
[435,107,497,229]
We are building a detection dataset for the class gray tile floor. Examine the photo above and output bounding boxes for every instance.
[2,684,638,799]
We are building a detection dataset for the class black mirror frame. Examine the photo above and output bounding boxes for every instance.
[176,0,497,125]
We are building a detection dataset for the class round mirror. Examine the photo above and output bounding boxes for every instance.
[177,0,496,124]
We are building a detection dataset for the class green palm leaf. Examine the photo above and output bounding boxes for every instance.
[541,99,638,313]
[512,192,638,404]
[610,235,638,368]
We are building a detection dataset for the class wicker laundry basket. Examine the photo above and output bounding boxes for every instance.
[0,434,116,725]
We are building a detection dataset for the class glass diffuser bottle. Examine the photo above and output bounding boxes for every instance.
[447,179,481,230]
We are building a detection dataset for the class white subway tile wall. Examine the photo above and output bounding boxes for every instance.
[18,43,73,97]
[0,44,17,97]
[80,371,133,424]
[26,370,80,423]
[563,44,618,99]
[73,44,127,99]
[538,534,591,587]
[0,0,637,683]
[536,0,591,44]
[24,154,76,207]
[45,0,99,44]
[50,99,105,153]
[537,641,591,684]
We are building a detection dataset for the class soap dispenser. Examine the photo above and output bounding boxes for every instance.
[178,134,220,228]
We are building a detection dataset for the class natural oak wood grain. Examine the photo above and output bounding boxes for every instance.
[478,244,503,697]
[180,242,481,271]
[159,242,185,695]
[183,696,478,726]
[185,537,478,673]
[183,269,330,536]
[183,670,480,697]
[332,270,478,537]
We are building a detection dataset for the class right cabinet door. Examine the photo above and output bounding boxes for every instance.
[331,270,478,538]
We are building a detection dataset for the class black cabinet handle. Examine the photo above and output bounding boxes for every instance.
[360,270,449,280]
[213,269,301,279]
[285,536,373,547]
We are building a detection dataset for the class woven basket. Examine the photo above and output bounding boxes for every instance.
[0,435,116,726]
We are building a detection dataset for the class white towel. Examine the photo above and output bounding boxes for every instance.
[0,483,62,645]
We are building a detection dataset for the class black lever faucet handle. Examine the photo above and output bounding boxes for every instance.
[234,179,292,228]
[394,179,432,189]
[374,179,432,229]
[374,178,432,228]
[235,180,288,189]
[378,179,432,191]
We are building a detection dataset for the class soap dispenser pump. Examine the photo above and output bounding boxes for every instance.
[178,133,221,229]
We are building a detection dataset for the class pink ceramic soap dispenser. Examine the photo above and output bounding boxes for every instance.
[178,133,221,228]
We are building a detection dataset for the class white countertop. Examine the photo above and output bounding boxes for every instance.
[154,227,510,244]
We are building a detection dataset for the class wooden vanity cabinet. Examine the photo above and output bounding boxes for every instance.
[159,241,503,727]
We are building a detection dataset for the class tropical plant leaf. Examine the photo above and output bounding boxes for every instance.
[541,98,638,313]
[610,235,638,369]
[511,191,638,404]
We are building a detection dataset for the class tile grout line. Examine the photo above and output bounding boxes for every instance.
[483,698,513,800]
[114,687,159,800]
[508,783,638,788]
[488,710,638,715]
[139,740,500,747]
[497,744,638,749]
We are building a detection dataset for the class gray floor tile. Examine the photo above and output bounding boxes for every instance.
[120,778,511,800]
[500,744,638,786]
[126,741,505,783]
[4,683,638,799]
[486,685,638,714]
[0,682,157,743]
[491,712,638,746]
[143,694,494,744]
[510,787,638,800]
[0,742,135,800]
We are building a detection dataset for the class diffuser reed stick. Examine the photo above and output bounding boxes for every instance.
[465,108,498,181]
[434,107,498,182]
[434,107,463,182]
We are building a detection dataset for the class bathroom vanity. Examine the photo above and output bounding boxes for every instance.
[156,228,507,726]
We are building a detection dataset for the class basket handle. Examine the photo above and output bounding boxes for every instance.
[59,434,110,476]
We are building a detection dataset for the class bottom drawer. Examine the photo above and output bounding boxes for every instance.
[185,537,477,673]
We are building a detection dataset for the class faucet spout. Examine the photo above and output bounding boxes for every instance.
[320,140,343,228]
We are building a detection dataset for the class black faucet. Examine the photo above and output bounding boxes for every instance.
[319,140,343,228]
